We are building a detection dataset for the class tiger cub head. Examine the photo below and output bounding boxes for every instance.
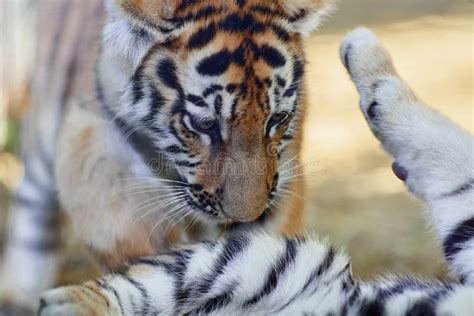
[99,0,334,223]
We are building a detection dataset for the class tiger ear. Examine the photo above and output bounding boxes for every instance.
[105,0,183,42]
[281,0,335,37]
[103,0,183,66]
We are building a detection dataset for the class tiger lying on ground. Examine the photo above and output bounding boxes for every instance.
[38,28,474,315]
[1,0,334,311]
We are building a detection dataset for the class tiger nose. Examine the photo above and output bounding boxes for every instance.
[222,176,267,222]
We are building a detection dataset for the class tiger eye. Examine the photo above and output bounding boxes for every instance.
[196,119,216,131]
[268,112,289,128]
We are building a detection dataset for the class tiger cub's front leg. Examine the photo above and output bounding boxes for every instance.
[340,28,474,284]
[38,282,121,316]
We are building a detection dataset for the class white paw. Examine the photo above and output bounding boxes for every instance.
[340,27,393,86]
[340,28,415,149]
[340,28,474,199]
[340,27,380,72]
[38,285,117,316]
[38,288,84,316]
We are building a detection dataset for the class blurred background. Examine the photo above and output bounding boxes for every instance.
[0,0,472,286]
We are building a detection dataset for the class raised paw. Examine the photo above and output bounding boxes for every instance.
[38,284,120,316]
[340,28,417,145]
[340,27,474,200]
[340,27,396,82]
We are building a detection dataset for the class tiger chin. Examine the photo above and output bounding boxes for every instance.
[55,0,334,271]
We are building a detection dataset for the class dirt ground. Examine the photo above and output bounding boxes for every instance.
[0,0,472,284]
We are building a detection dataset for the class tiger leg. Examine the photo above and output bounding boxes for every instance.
[0,122,61,314]
[340,28,474,284]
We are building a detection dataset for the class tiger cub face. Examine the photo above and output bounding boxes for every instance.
[100,0,333,223]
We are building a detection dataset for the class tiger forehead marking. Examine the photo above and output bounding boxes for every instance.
[104,0,333,222]
[179,6,301,104]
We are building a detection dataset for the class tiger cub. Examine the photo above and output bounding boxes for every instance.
[38,28,474,315]
[54,0,334,269]
[1,0,336,310]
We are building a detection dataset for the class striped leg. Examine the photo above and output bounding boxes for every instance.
[341,28,474,284]
[0,132,61,312]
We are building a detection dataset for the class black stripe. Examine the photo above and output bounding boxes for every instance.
[303,248,336,295]
[179,6,222,23]
[175,160,201,168]
[293,57,305,81]
[96,280,125,316]
[443,216,474,259]
[341,286,361,314]
[236,0,246,8]
[259,45,286,68]
[230,97,239,121]
[142,84,166,125]
[171,94,186,115]
[197,50,233,76]
[130,25,153,41]
[187,94,208,107]
[164,145,189,154]
[214,95,223,116]
[131,68,145,104]
[283,58,305,98]
[149,85,166,112]
[191,236,250,296]
[128,257,171,270]
[177,0,201,11]
[188,23,217,49]
[157,59,182,91]
[168,119,189,149]
[378,278,452,303]
[276,241,339,313]
[221,13,264,33]
[203,84,223,98]
[283,86,297,98]
[405,298,436,316]
[243,238,298,307]
[271,24,291,41]
[276,76,287,87]
[171,250,194,313]
[232,45,246,66]
[192,283,236,314]
[358,297,384,316]
[122,275,151,315]
[251,5,274,16]
[273,247,335,313]
[441,179,474,199]
[288,9,307,23]
[226,84,238,94]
